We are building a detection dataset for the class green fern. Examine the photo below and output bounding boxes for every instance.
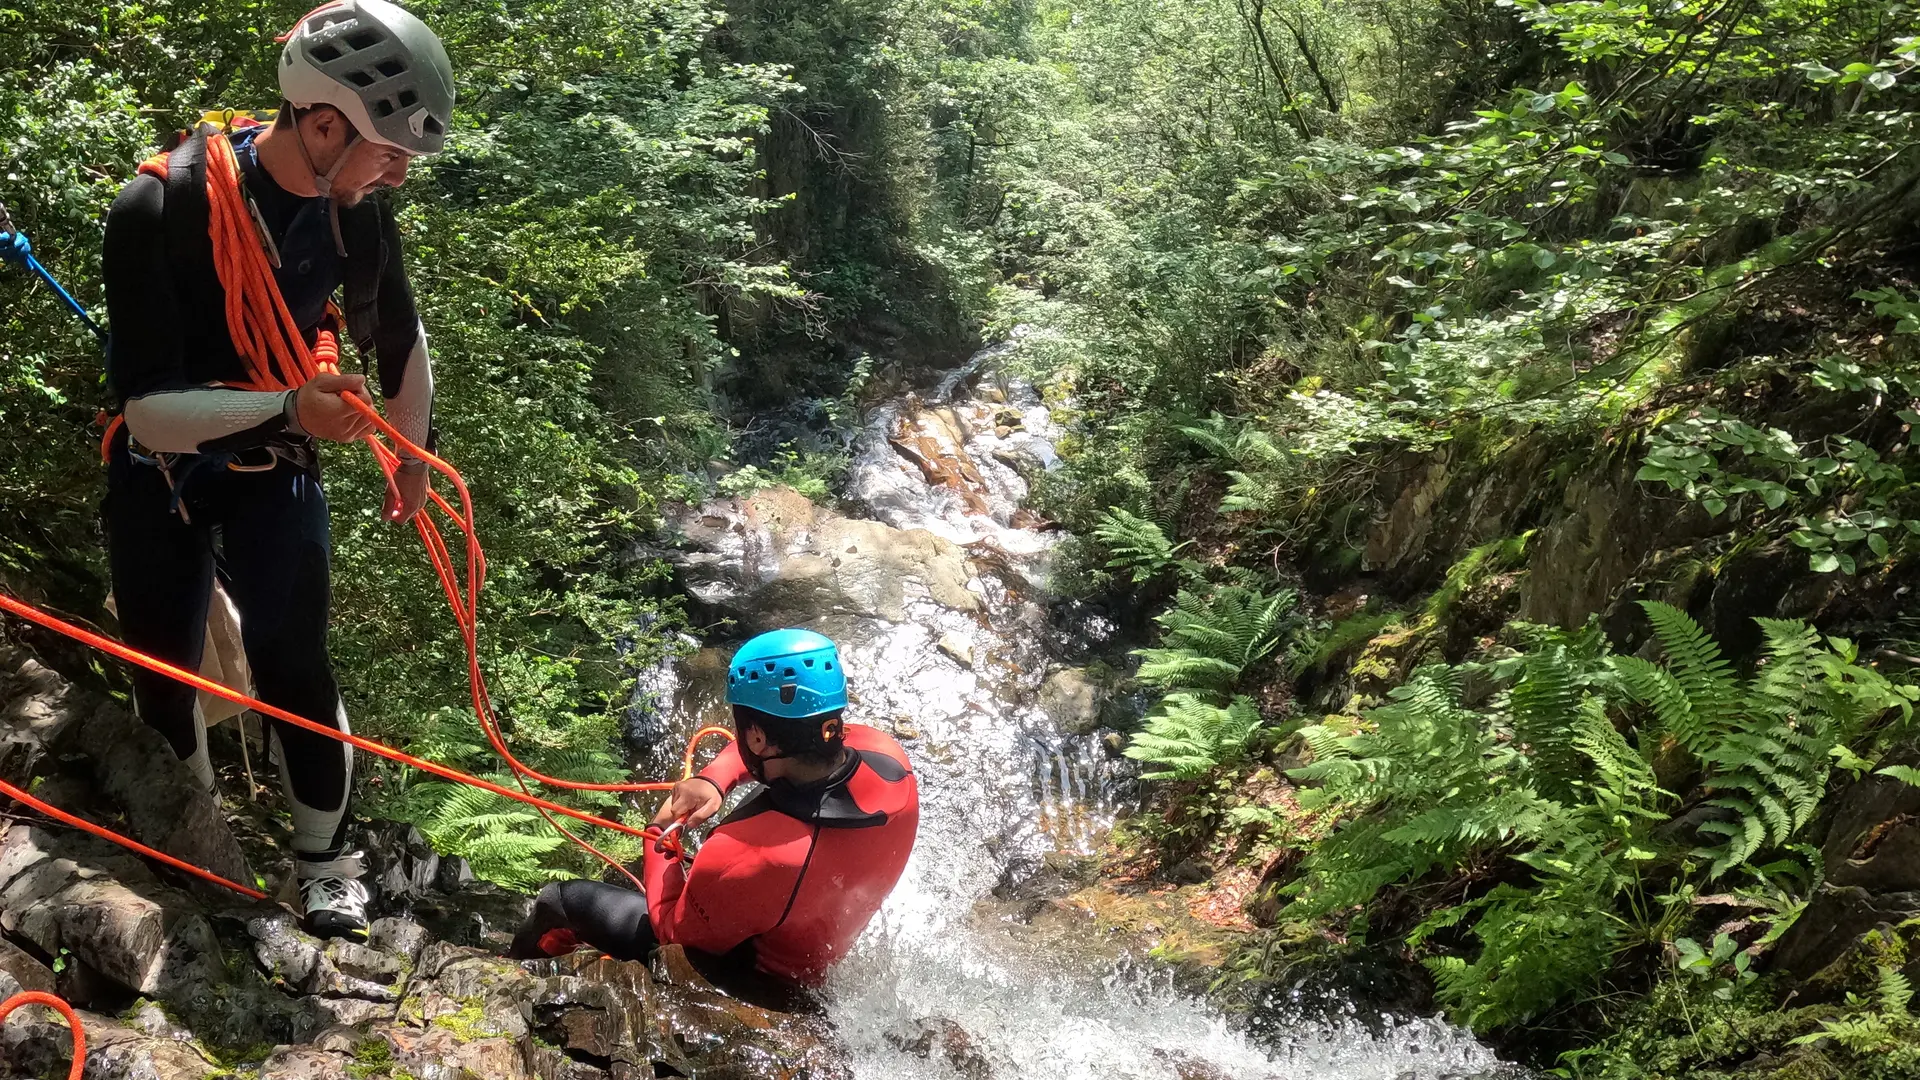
[1790,965,1915,1054]
[1613,602,1742,757]
[1093,506,1194,583]
[1123,694,1266,781]
[1133,584,1299,698]
[1619,602,1915,878]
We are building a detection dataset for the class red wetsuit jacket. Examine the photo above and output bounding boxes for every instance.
[643,723,919,983]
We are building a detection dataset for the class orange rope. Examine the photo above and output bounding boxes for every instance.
[0,775,265,899]
[0,992,85,1080]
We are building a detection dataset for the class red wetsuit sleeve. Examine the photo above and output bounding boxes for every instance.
[644,825,800,956]
[696,741,751,795]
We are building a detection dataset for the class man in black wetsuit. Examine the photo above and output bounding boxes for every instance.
[100,0,455,938]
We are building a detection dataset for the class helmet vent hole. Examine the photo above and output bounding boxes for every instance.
[765,662,777,672]
[803,658,814,667]
[345,69,376,87]
[423,116,443,135]
[397,88,418,108]
[346,30,383,50]
[825,661,834,670]
[372,99,395,117]
[780,685,798,706]
[782,667,796,678]
[310,44,342,63]
[747,670,759,681]
[375,58,407,79]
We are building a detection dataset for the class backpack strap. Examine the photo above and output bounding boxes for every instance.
[160,125,219,315]
[338,199,386,354]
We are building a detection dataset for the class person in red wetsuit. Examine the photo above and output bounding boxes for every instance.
[508,628,919,984]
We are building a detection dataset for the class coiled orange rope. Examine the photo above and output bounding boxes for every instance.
[0,991,84,1080]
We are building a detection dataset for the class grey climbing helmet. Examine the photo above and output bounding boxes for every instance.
[278,0,455,155]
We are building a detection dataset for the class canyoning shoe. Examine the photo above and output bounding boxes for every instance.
[297,850,373,940]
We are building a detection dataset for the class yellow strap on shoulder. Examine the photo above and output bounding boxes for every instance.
[199,109,280,132]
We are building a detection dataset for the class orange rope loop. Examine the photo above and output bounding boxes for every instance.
[0,991,86,1080]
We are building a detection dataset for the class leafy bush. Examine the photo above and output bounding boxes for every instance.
[1281,606,1916,1031]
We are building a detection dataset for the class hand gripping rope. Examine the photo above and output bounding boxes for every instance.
[0,136,729,897]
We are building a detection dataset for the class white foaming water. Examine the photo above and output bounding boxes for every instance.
[651,353,1513,1078]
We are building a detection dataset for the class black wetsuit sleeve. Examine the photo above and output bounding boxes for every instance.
[103,173,294,453]
[367,201,434,456]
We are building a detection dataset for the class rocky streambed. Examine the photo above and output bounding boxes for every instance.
[0,350,1513,1079]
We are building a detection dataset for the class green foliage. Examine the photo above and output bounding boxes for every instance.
[1281,605,1915,1032]
[1092,506,1194,583]
[1637,408,1920,575]
[1618,603,1917,877]
[1132,584,1300,699]
[1790,966,1920,1060]
[1123,694,1266,781]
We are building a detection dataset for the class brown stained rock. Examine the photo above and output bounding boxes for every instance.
[1038,668,1108,736]
[1772,885,1920,993]
[1820,750,1920,893]
[0,932,55,994]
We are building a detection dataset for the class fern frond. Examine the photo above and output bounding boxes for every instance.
[1124,694,1265,780]
[1095,506,1191,583]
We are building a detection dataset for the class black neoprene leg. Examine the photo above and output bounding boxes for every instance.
[508,881,656,961]
[216,465,352,855]
[105,444,215,761]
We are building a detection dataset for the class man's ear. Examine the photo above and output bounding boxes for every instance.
[305,105,345,148]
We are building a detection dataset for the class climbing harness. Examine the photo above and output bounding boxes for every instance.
[0,991,85,1080]
[0,133,735,900]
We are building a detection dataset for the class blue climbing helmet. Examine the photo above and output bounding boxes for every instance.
[725,628,848,720]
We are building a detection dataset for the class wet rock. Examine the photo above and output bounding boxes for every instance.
[885,1017,993,1079]
[1167,859,1214,886]
[368,915,433,963]
[938,632,976,668]
[246,912,401,1001]
[256,1046,354,1079]
[1038,668,1109,736]
[1,1004,221,1079]
[406,880,532,949]
[662,490,980,627]
[0,935,55,995]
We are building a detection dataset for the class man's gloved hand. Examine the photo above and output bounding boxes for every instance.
[293,373,376,443]
[651,776,725,832]
[386,461,431,523]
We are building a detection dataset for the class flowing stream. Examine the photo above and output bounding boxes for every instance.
[633,349,1514,1079]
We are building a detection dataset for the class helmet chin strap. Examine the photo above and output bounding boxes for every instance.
[290,111,358,257]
